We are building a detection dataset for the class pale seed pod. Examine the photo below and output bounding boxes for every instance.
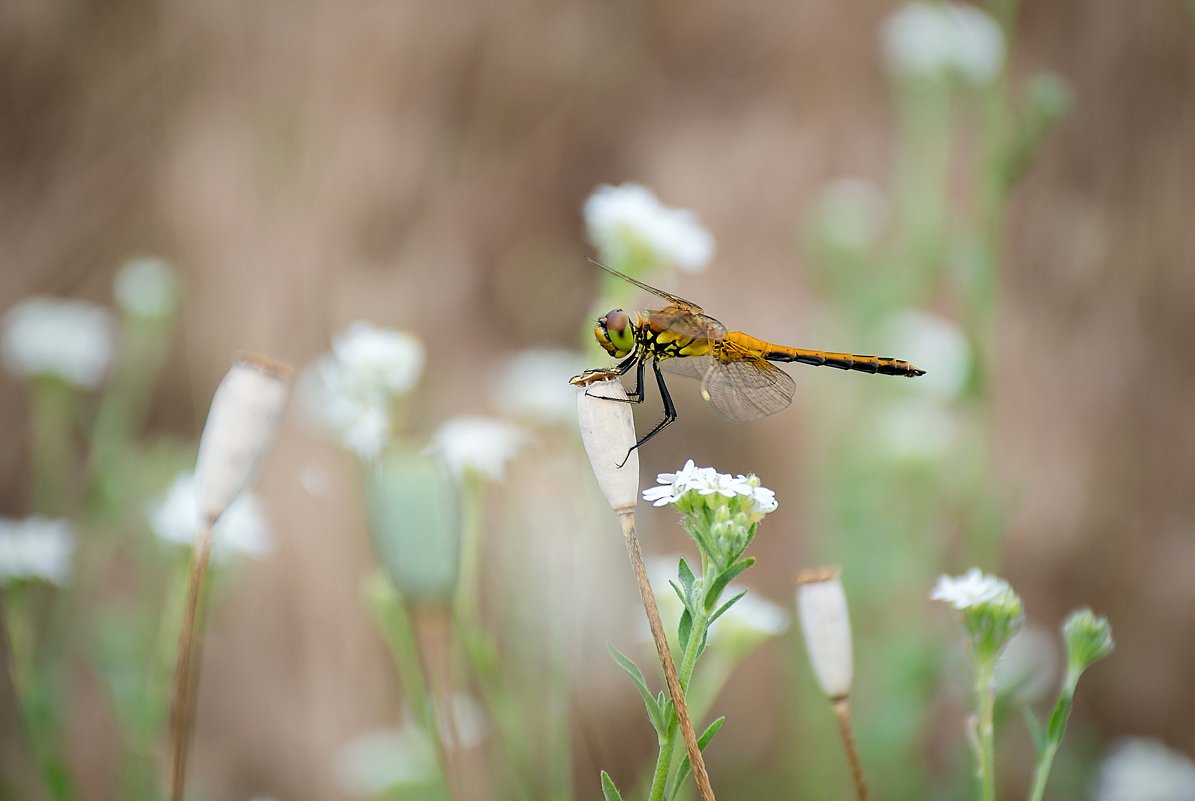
[796,567,854,701]
[194,353,291,524]
[574,376,639,513]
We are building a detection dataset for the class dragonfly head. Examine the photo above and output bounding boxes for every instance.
[595,309,634,357]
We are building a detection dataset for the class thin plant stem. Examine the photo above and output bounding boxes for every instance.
[411,604,466,801]
[168,520,214,801]
[831,699,870,801]
[975,656,997,801]
[0,593,53,801]
[1027,672,1078,801]
[618,511,715,801]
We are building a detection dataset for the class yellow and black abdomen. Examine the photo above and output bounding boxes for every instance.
[724,332,925,377]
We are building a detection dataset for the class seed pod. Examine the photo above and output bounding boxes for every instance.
[575,376,639,513]
[796,567,854,701]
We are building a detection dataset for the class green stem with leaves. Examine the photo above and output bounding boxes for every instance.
[974,654,997,801]
[1026,668,1080,801]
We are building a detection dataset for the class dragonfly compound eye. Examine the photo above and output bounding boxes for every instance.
[595,309,634,357]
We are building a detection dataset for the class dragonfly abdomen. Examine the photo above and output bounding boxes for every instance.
[725,332,925,377]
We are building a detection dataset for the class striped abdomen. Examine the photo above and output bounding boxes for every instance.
[723,332,926,377]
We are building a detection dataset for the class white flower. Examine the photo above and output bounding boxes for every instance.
[2,297,116,388]
[0,517,75,586]
[332,322,425,397]
[643,460,778,516]
[1094,738,1195,801]
[114,257,179,318]
[884,310,970,400]
[584,183,715,272]
[491,348,587,426]
[716,589,789,640]
[299,322,425,459]
[882,2,1005,84]
[334,726,439,797]
[147,472,271,561]
[429,416,527,481]
[930,568,1011,610]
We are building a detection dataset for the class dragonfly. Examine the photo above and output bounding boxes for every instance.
[573,261,926,458]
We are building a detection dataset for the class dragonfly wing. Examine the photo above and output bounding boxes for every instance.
[646,307,727,341]
[591,259,704,312]
[659,354,716,381]
[702,355,796,423]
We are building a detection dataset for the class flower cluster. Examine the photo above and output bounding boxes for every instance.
[932,568,1023,659]
[299,322,425,459]
[881,2,1005,84]
[643,460,777,517]
[644,460,778,567]
[147,472,272,562]
[429,416,527,482]
[583,183,715,273]
[2,297,116,388]
[114,257,179,319]
[0,517,76,586]
[1094,738,1195,801]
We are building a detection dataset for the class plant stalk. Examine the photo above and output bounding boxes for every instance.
[975,656,997,801]
[618,511,715,801]
[832,698,870,801]
[168,519,214,801]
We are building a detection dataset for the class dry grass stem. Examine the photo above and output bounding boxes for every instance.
[169,520,214,801]
[832,698,870,801]
[618,510,716,801]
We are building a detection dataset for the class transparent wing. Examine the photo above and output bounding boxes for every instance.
[703,357,796,422]
[590,259,704,312]
[659,351,796,423]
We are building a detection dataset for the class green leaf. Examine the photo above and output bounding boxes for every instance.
[705,558,756,611]
[678,608,693,651]
[678,557,696,600]
[607,643,663,733]
[708,590,747,626]
[1022,706,1046,757]
[1046,691,1073,744]
[601,771,625,801]
[669,580,691,614]
[668,717,726,800]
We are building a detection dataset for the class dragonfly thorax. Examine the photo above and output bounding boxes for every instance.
[595,308,636,357]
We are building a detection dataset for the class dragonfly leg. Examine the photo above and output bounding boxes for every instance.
[585,355,646,404]
[617,359,677,467]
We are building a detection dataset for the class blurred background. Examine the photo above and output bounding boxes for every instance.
[2,1,1194,800]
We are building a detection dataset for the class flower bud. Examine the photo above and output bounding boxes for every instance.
[194,353,291,523]
[1063,608,1114,677]
[366,448,460,602]
[796,567,854,700]
[574,376,639,513]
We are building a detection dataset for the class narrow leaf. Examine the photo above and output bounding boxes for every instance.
[678,608,693,651]
[708,590,747,626]
[669,580,691,615]
[678,557,696,600]
[1046,692,1073,744]
[705,558,756,611]
[601,771,625,801]
[607,642,662,732]
[669,717,727,800]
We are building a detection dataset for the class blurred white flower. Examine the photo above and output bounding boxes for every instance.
[930,568,1011,610]
[0,517,75,586]
[1094,738,1195,801]
[884,310,970,399]
[882,2,1005,84]
[147,472,271,561]
[812,178,888,251]
[2,297,116,387]
[994,625,1060,704]
[299,322,425,459]
[584,183,715,272]
[491,348,587,426]
[715,589,790,641]
[334,726,439,797]
[114,257,179,318]
[429,416,527,481]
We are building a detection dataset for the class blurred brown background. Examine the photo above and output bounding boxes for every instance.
[2,1,1194,799]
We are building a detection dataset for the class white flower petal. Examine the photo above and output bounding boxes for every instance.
[584,183,715,272]
[2,297,115,387]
